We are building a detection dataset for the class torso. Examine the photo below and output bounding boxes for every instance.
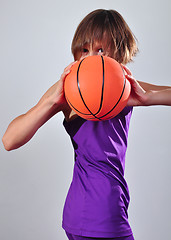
[62,106,134,238]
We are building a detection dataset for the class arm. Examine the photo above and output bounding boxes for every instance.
[2,62,75,151]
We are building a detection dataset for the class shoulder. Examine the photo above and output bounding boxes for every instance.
[63,107,78,122]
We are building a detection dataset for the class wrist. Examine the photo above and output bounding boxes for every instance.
[143,90,155,106]
[41,94,62,113]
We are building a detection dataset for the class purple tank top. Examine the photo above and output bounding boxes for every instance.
[62,106,133,238]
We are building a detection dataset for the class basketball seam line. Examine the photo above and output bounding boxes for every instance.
[77,57,102,120]
[98,64,126,119]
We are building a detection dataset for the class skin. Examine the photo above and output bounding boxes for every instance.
[2,42,171,151]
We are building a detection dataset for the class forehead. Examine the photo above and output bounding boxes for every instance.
[83,41,102,48]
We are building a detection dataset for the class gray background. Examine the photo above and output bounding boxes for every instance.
[0,0,171,239]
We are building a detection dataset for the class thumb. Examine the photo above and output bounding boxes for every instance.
[126,75,146,94]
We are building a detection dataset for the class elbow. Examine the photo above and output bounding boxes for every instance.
[2,135,14,151]
[2,133,26,151]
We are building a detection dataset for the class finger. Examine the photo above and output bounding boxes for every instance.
[61,69,71,80]
[125,74,137,86]
[64,61,78,72]
[125,74,134,80]
[121,64,132,76]
[125,75,139,90]
[61,61,77,81]
[126,75,146,93]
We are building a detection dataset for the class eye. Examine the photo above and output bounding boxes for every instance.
[98,48,103,53]
[82,48,89,53]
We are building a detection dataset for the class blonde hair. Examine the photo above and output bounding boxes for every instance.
[71,9,138,64]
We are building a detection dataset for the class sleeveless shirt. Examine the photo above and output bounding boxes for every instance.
[62,106,133,238]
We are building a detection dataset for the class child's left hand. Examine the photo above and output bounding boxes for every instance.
[121,65,148,106]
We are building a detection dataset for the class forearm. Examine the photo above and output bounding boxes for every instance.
[145,88,171,106]
[2,96,60,151]
[138,81,171,105]
[138,81,171,91]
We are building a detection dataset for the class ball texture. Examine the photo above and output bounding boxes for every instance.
[64,55,131,121]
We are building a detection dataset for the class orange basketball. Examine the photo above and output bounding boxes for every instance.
[64,55,131,121]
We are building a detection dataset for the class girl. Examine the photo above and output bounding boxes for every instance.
[2,9,171,240]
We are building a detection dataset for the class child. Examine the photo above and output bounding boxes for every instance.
[2,9,171,240]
